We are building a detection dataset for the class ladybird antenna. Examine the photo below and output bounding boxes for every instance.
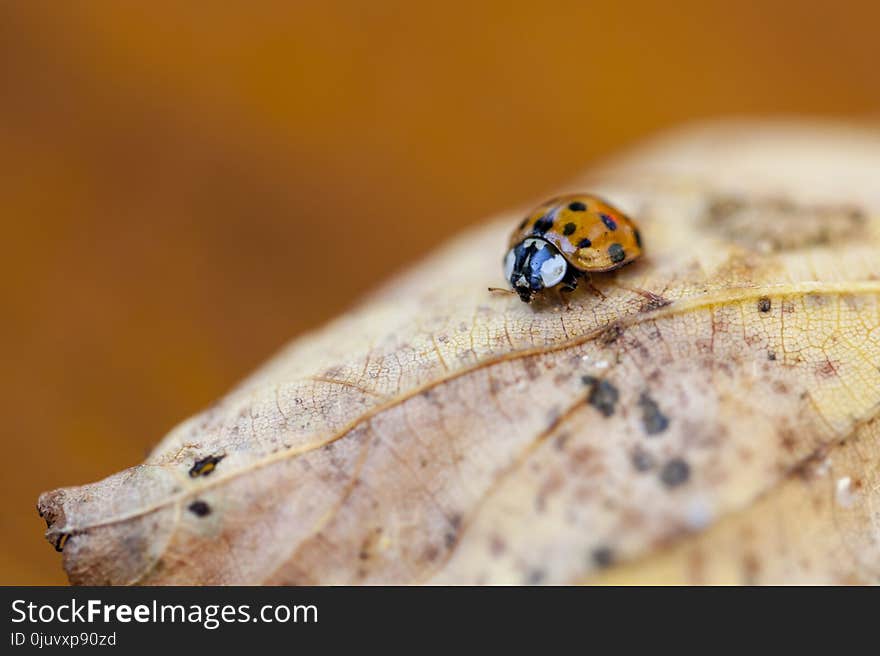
[487,287,516,296]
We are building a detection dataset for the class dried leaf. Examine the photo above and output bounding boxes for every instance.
[38,121,880,585]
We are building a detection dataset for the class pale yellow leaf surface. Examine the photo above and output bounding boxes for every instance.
[38,121,880,585]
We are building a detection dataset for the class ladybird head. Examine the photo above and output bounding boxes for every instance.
[504,238,569,303]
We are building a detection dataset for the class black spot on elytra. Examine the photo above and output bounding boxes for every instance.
[767,351,777,361]
[533,215,554,235]
[582,376,619,417]
[568,201,586,211]
[188,500,211,517]
[600,213,618,230]
[638,392,669,435]
[608,242,625,264]
[634,229,642,248]
[758,297,772,313]
[518,217,529,230]
[591,546,614,569]
[189,454,225,478]
[660,458,690,488]
[577,238,592,248]
[563,222,577,236]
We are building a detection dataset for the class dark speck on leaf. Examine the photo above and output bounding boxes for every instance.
[188,500,211,517]
[758,297,772,313]
[660,458,691,488]
[599,323,623,345]
[632,448,655,472]
[591,546,614,569]
[582,376,619,417]
[638,392,670,435]
[526,569,546,585]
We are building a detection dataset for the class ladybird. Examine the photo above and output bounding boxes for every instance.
[503,194,643,303]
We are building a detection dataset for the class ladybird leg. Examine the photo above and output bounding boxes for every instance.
[559,268,579,293]
[557,287,573,309]
[488,286,517,296]
[557,269,580,307]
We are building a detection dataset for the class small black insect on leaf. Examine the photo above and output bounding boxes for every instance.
[189,454,226,478]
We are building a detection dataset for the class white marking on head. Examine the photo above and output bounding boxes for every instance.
[539,252,567,288]
[515,274,529,288]
[503,249,516,280]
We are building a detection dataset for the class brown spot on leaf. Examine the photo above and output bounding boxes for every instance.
[536,473,564,512]
[742,552,761,584]
[778,428,797,453]
[359,527,384,561]
[599,323,623,346]
[816,359,838,378]
[554,432,572,451]
[687,548,705,584]
[489,534,507,557]
[705,194,867,252]
[523,357,541,380]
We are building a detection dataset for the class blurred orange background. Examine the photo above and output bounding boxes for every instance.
[2,1,879,585]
